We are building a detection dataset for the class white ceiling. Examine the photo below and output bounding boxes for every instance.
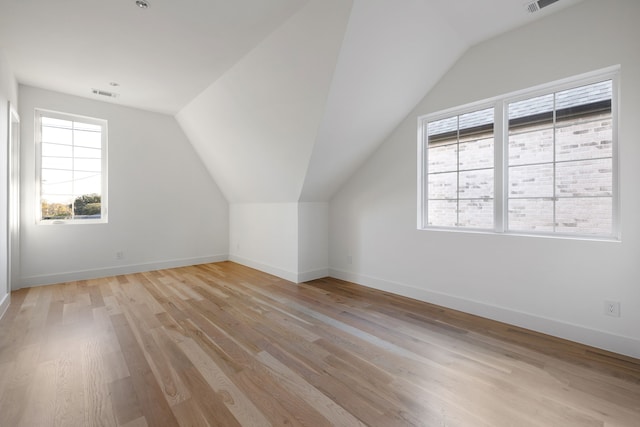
[0,0,583,116]
[1,0,585,203]
[0,0,309,114]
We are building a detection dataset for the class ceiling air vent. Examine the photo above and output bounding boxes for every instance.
[92,88,118,98]
[526,0,560,13]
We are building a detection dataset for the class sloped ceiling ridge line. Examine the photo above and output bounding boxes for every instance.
[176,0,353,203]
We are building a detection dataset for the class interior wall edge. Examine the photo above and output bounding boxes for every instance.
[329,268,640,359]
[297,268,329,283]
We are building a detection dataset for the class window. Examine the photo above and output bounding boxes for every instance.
[418,68,618,239]
[424,107,495,229]
[36,109,108,224]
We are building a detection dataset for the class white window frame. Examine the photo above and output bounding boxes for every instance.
[35,109,108,225]
[418,66,620,241]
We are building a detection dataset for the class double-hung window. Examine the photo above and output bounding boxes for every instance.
[36,109,108,224]
[418,68,618,239]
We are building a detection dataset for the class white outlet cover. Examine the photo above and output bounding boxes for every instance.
[604,301,621,317]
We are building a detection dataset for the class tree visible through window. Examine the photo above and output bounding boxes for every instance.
[37,110,108,223]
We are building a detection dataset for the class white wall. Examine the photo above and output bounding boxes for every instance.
[329,0,640,358]
[229,202,328,283]
[298,202,328,281]
[229,203,299,282]
[0,50,18,317]
[19,86,229,287]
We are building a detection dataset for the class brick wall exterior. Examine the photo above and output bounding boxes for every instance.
[427,111,613,235]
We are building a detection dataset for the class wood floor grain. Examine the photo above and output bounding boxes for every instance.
[0,261,638,426]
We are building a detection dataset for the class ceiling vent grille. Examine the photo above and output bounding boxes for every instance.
[92,88,118,98]
[526,0,560,13]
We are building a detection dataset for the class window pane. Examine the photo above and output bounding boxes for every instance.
[459,200,493,229]
[556,114,612,162]
[74,171,101,196]
[42,126,72,145]
[42,169,73,195]
[38,110,107,223]
[41,198,72,220]
[459,107,493,132]
[428,172,457,200]
[428,142,457,173]
[428,200,457,227]
[42,142,73,158]
[427,116,457,136]
[556,197,612,235]
[74,158,101,172]
[508,199,554,232]
[74,129,102,149]
[509,164,554,198]
[508,126,554,166]
[74,146,102,159]
[74,122,102,132]
[459,136,493,170]
[556,158,612,197]
[555,80,612,114]
[42,156,73,170]
[509,93,554,121]
[459,169,493,199]
[425,107,494,230]
[41,117,72,129]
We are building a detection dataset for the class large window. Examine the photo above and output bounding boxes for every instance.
[418,68,618,239]
[36,109,108,224]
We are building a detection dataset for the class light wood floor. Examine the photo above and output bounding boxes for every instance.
[0,262,638,426]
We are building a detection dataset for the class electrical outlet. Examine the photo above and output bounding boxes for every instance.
[347,255,352,265]
[116,251,124,260]
[604,301,621,317]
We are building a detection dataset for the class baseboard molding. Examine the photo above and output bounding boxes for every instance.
[297,269,329,283]
[20,254,229,288]
[329,268,640,360]
[0,292,10,321]
[229,255,299,283]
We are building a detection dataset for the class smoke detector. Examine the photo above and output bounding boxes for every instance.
[526,0,560,13]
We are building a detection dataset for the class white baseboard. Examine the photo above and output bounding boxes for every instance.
[19,254,229,288]
[329,268,640,360]
[297,269,329,283]
[228,255,299,283]
[0,292,10,321]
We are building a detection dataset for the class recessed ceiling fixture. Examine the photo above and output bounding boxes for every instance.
[109,82,120,87]
[135,0,150,9]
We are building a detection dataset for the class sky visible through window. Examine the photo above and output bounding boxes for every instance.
[40,115,103,220]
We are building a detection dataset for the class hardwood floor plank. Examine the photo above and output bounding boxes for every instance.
[0,343,41,425]
[18,359,57,427]
[171,398,212,427]
[0,262,638,426]
[256,350,367,427]
[82,337,118,427]
[177,337,271,426]
[108,376,143,426]
[54,347,86,427]
[110,313,179,427]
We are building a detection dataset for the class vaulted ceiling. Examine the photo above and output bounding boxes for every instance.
[0,0,584,203]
